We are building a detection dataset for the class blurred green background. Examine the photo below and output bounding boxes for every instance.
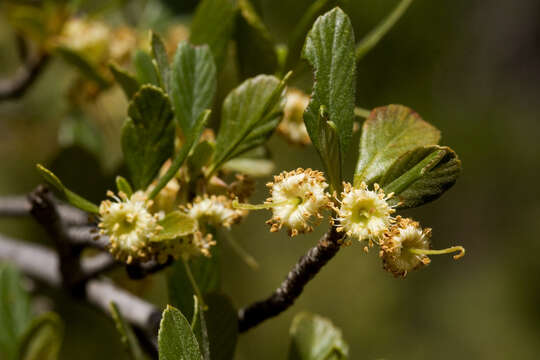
[2,0,540,359]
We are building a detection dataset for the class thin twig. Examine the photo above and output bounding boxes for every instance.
[0,195,90,225]
[66,225,108,250]
[0,234,161,355]
[355,0,414,61]
[79,253,116,281]
[237,227,343,332]
[0,49,49,101]
[28,185,86,291]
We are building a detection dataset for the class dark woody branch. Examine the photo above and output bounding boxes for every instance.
[0,234,161,355]
[1,186,162,356]
[0,48,49,101]
[0,194,168,278]
[237,227,343,332]
[1,189,345,336]
[28,186,84,289]
[0,195,89,225]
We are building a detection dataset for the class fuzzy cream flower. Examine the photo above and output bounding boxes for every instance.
[109,26,137,64]
[379,217,431,277]
[266,168,330,236]
[58,18,110,64]
[380,216,465,278]
[277,88,311,146]
[334,182,394,243]
[185,195,242,229]
[98,191,160,264]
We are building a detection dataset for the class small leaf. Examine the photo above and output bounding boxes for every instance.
[380,145,461,209]
[18,313,63,360]
[55,46,110,88]
[121,85,175,190]
[115,176,133,198]
[235,0,278,78]
[151,32,171,91]
[354,105,441,187]
[158,306,203,360]
[190,0,237,69]
[109,63,140,99]
[110,302,146,360]
[36,164,99,214]
[203,293,238,360]
[153,211,198,241]
[134,50,160,87]
[169,42,217,137]
[188,141,215,177]
[0,263,32,360]
[288,312,349,360]
[302,7,356,191]
[209,74,286,175]
[168,247,220,321]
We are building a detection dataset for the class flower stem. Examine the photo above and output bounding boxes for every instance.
[221,229,259,269]
[355,0,414,61]
[232,197,301,210]
[182,257,207,310]
[354,106,371,119]
[409,246,465,260]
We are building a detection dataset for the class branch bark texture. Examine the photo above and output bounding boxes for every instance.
[238,227,343,332]
[0,49,49,101]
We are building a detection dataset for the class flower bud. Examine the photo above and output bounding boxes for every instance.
[277,88,311,146]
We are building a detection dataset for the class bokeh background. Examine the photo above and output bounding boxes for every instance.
[1,0,540,359]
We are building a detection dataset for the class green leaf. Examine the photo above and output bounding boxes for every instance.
[153,211,198,241]
[115,176,133,198]
[110,302,146,360]
[209,74,287,175]
[151,32,171,92]
[18,313,63,360]
[187,141,215,177]
[168,247,220,321]
[121,85,175,190]
[134,50,160,87]
[190,0,237,69]
[58,110,103,159]
[109,63,140,99]
[235,0,278,78]
[55,46,110,88]
[354,105,441,187]
[158,306,203,360]
[380,145,461,209]
[169,42,217,137]
[302,7,356,192]
[284,0,338,71]
[288,312,349,360]
[0,263,32,360]
[36,164,99,214]
[203,294,238,360]
[149,110,211,199]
